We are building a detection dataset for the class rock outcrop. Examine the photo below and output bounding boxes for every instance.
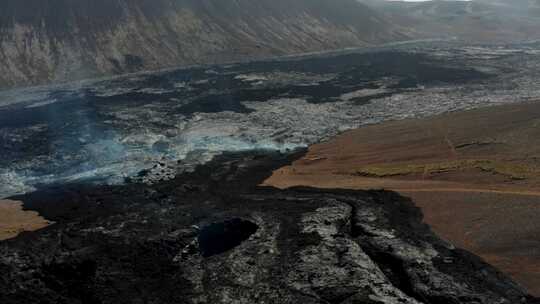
[0,0,406,89]
[0,150,537,304]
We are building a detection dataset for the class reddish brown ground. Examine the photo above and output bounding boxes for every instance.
[0,199,52,241]
[264,102,540,296]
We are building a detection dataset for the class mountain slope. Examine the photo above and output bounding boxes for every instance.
[0,0,406,89]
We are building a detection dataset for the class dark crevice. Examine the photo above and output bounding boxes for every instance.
[346,201,431,304]
[198,218,258,257]
[347,200,472,304]
[360,245,430,303]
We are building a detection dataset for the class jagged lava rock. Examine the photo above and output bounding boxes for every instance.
[0,150,538,304]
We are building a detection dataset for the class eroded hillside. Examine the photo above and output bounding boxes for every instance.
[0,0,406,88]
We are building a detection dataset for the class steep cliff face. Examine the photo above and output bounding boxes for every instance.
[0,0,405,88]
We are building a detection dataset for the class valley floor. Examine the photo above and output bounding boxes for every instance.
[264,101,540,296]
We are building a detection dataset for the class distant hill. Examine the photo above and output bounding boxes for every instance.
[0,0,407,89]
[359,0,540,43]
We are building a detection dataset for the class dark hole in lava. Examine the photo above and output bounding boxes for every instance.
[198,218,258,257]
